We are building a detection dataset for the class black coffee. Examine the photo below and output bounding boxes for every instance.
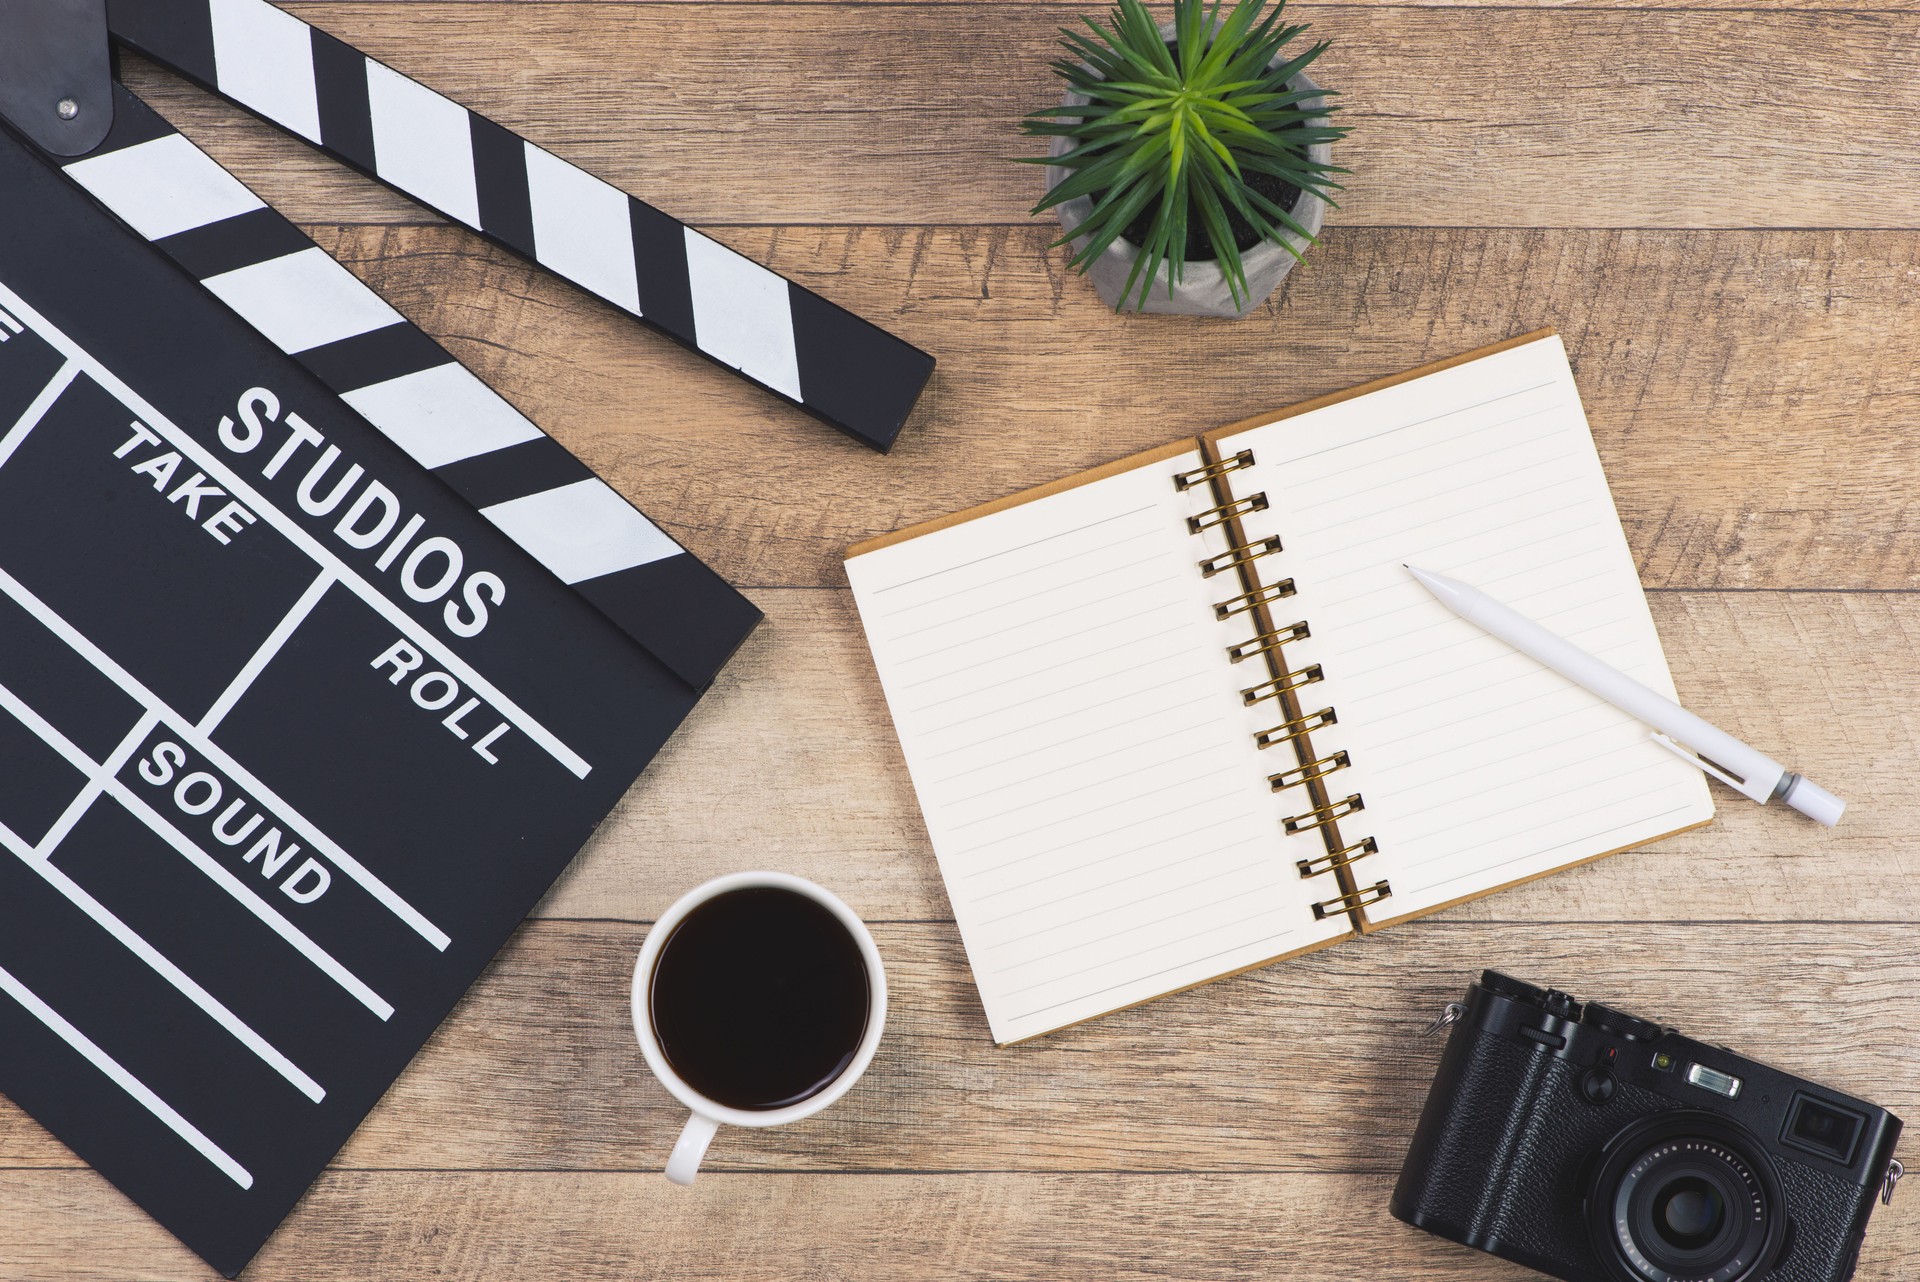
[649,886,870,1111]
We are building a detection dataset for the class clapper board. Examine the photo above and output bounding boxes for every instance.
[0,114,697,1274]
[0,103,697,1277]
[0,0,935,1272]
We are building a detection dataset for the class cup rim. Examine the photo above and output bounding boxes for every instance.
[630,871,888,1129]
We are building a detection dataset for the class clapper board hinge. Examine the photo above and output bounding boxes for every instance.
[0,0,113,156]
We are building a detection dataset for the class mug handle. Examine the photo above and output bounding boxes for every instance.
[666,1112,720,1185]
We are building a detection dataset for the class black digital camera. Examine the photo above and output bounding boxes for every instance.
[1392,972,1903,1282]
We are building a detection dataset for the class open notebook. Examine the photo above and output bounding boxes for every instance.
[847,332,1713,1044]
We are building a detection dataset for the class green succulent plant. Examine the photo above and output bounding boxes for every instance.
[1021,0,1347,311]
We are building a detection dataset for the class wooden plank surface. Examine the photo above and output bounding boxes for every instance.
[5,925,1918,1277]
[120,7,1920,229]
[0,1172,1709,1281]
[254,223,1920,592]
[9,0,1920,1277]
[9,921,1919,1172]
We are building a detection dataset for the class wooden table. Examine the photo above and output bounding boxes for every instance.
[7,1,1920,1277]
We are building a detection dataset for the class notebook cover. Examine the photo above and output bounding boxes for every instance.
[0,123,703,1274]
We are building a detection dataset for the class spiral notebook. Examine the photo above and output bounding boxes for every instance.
[846,331,1714,1044]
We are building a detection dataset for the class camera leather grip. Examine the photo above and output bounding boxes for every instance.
[1774,1158,1889,1282]
[1393,1028,1562,1238]
[1392,1026,1665,1280]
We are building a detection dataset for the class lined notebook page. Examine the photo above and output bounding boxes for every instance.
[847,448,1348,1044]
[1225,335,1713,923]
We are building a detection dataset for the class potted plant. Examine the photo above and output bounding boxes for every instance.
[1021,0,1347,316]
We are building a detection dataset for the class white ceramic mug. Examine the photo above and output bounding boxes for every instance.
[630,871,887,1185]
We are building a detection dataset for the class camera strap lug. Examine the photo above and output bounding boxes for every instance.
[1422,1002,1466,1038]
[1884,1158,1904,1205]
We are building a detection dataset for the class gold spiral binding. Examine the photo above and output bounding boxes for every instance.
[1172,449,1255,491]
[1254,707,1336,749]
[1187,492,1269,534]
[1199,535,1282,579]
[1311,880,1393,921]
[1283,793,1364,834]
[1268,751,1350,792]
[1241,663,1323,706]
[1214,578,1296,622]
[1170,443,1385,919]
[1227,620,1308,663]
[1297,837,1378,878]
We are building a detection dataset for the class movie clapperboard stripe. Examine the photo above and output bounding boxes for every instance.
[60,86,760,691]
[103,0,936,454]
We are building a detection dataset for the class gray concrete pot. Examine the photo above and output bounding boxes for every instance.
[1044,33,1333,317]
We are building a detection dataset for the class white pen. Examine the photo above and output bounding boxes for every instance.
[1405,565,1844,826]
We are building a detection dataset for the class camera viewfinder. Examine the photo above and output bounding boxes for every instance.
[1783,1093,1866,1164]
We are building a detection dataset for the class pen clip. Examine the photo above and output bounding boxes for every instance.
[1650,733,1769,802]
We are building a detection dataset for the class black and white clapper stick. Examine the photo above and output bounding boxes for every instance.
[104,0,936,454]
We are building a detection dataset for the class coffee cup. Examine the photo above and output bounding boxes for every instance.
[630,871,886,1184]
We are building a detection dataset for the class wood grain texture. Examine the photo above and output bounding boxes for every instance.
[0,1172,1715,1282]
[2,923,1917,1276]
[1,921,1915,1165]
[120,7,1920,230]
[276,223,1920,592]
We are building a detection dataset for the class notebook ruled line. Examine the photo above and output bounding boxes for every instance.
[1285,404,1563,517]
[1339,634,1641,713]
[1390,752,1678,857]
[1272,380,1555,469]
[1297,434,1578,537]
[874,528,1169,633]
[869,507,1157,595]
[1331,592,1626,666]
[884,550,1173,650]
[941,719,1221,806]
[945,768,1224,850]
[984,859,1273,949]
[997,895,1290,994]
[944,733,1225,828]
[1386,731,1654,813]
[925,693,1214,777]
[972,814,1248,902]
[961,786,1250,879]
[896,608,1188,691]
[1302,476,1594,570]
[1005,922,1306,1024]
[1403,803,1700,896]
[1329,558,1617,643]
[915,650,1201,737]
[1364,678,1651,773]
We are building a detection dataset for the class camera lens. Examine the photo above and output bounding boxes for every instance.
[1653,1176,1724,1249]
[1588,1111,1786,1282]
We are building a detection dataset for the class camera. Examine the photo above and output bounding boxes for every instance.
[1392,971,1903,1282]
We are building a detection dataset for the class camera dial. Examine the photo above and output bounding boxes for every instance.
[1587,1110,1787,1282]
[1584,1002,1663,1043]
